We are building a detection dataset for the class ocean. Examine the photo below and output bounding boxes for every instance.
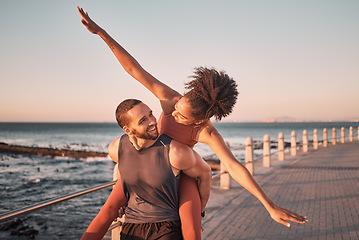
[0,121,357,239]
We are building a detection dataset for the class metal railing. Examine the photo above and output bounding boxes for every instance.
[0,169,225,223]
[0,180,117,222]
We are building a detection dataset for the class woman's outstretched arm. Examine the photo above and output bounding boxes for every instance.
[77,7,180,112]
[197,122,308,227]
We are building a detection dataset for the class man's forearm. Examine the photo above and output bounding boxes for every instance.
[80,205,117,240]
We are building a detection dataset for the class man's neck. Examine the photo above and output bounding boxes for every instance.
[128,135,159,150]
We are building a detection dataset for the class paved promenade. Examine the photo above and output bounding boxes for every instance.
[203,141,359,240]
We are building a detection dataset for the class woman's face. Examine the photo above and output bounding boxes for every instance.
[171,97,197,125]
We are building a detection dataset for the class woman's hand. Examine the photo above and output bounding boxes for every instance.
[77,6,103,34]
[269,204,308,227]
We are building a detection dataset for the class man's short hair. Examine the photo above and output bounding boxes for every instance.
[115,99,142,128]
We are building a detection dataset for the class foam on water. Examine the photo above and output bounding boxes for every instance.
[0,153,115,239]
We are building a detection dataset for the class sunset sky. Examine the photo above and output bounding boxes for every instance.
[1,1,358,122]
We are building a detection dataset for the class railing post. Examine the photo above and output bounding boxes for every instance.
[112,164,121,240]
[263,134,271,167]
[323,128,328,147]
[291,131,296,156]
[341,127,345,143]
[313,129,318,150]
[358,127,359,141]
[332,128,336,145]
[302,130,308,152]
[245,137,254,175]
[349,126,353,142]
[220,162,231,190]
[278,132,284,161]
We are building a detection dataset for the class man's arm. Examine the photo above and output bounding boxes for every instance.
[80,179,127,240]
[108,137,120,163]
[197,122,307,227]
[77,7,180,113]
[169,141,212,212]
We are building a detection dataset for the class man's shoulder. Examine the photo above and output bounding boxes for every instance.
[109,134,127,148]
[169,138,194,159]
[108,137,122,163]
[169,138,190,152]
[168,139,194,170]
[109,137,120,148]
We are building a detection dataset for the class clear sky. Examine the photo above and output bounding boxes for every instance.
[1,1,358,122]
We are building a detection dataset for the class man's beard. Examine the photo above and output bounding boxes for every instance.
[132,125,159,140]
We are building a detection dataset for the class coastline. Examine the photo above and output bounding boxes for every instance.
[0,142,222,171]
[0,142,108,159]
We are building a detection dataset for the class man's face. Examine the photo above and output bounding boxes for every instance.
[126,103,158,140]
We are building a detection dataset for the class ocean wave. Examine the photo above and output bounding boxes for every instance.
[29,178,41,184]
[83,156,112,163]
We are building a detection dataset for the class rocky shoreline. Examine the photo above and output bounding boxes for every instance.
[0,139,298,171]
[0,142,222,170]
[0,142,108,159]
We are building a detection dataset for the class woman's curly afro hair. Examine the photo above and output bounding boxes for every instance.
[184,67,239,121]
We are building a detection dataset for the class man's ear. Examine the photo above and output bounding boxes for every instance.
[123,126,133,135]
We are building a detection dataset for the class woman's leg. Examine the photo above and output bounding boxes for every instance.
[179,173,202,240]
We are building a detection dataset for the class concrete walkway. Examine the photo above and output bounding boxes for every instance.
[202,141,359,240]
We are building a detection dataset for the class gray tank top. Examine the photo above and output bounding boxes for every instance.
[118,134,181,223]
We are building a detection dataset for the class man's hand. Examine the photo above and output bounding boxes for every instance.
[77,6,102,34]
[269,204,308,227]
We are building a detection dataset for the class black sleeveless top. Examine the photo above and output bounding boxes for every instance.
[118,134,181,223]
